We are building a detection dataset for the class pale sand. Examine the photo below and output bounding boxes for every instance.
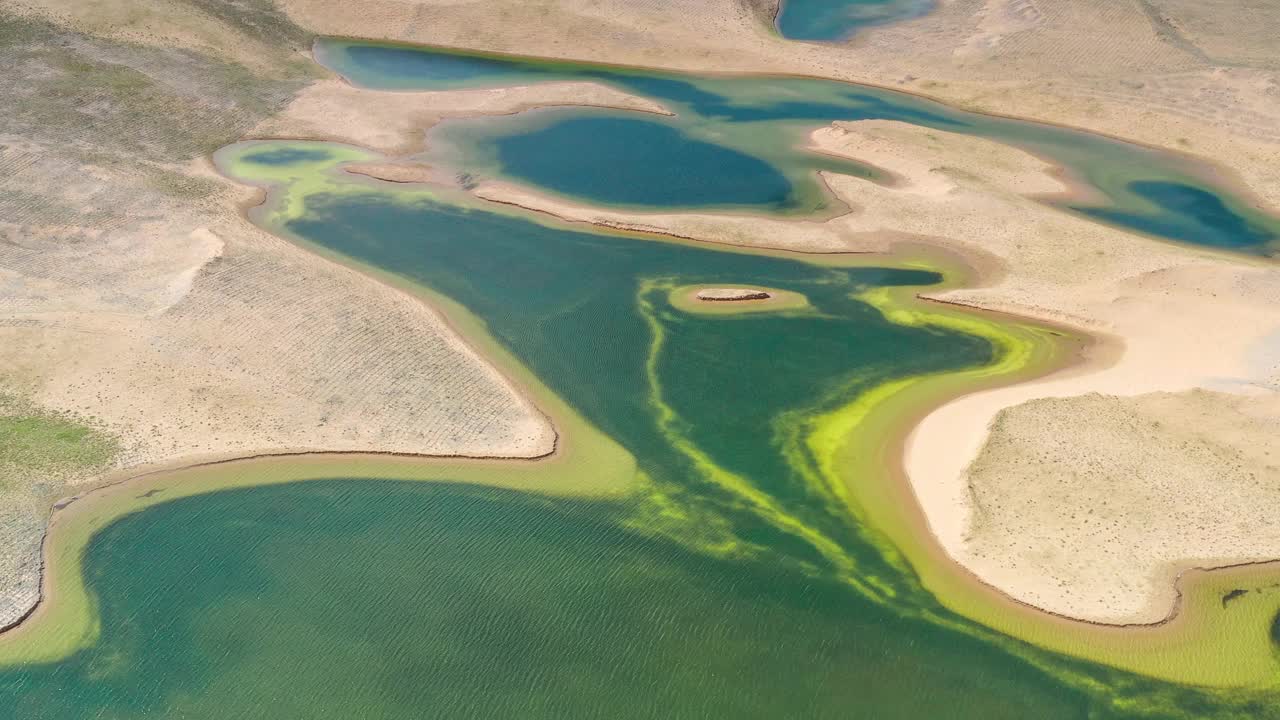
[343,161,439,184]
[472,118,1280,622]
[695,288,772,301]
[473,180,861,253]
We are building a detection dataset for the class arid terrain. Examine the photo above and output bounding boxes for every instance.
[2,0,1279,634]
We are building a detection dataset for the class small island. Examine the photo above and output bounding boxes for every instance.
[669,284,809,315]
[695,288,773,302]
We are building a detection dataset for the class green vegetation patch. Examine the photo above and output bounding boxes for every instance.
[0,398,117,485]
[0,416,116,473]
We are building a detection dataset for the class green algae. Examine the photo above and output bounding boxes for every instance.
[218,141,1280,692]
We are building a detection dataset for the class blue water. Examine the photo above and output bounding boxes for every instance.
[494,115,798,208]
[775,0,937,42]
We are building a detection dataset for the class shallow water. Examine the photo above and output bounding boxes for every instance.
[0,141,1276,718]
[317,39,1280,252]
[0,481,1092,719]
[775,0,936,42]
[490,115,799,209]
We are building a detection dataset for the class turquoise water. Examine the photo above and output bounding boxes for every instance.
[775,0,936,42]
[491,115,798,209]
[0,144,1276,716]
[0,481,1093,719]
[317,39,1280,252]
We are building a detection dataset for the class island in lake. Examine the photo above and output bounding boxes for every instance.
[695,287,773,301]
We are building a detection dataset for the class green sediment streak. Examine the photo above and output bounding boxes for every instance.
[636,279,877,593]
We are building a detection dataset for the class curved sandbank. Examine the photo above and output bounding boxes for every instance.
[958,390,1280,626]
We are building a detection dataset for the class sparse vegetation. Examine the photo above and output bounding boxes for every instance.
[0,12,315,163]
[0,398,118,479]
[181,0,312,49]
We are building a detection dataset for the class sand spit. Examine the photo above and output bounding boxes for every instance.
[253,77,670,156]
[473,180,860,254]
[475,118,1280,623]
[344,161,439,184]
[695,288,772,301]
